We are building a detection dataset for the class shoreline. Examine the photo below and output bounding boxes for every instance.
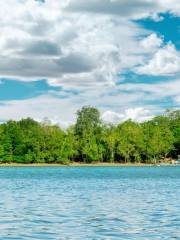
[0,162,177,167]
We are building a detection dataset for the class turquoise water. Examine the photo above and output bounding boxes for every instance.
[0,166,180,239]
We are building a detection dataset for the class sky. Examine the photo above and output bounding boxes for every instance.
[0,0,179,127]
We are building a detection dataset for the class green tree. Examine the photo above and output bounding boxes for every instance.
[116,120,144,163]
[166,110,180,156]
[75,106,103,162]
[143,119,174,163]
[104,125,117,163]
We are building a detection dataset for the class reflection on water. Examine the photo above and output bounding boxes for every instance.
[0,166,180,239]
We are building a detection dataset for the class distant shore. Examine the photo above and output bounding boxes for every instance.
[0,162,177,167]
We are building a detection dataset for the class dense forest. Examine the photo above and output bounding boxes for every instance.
[0,107,179,164]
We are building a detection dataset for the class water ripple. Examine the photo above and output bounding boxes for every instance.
[0,166,180,239]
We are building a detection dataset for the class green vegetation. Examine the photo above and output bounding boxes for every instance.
[0,107,179,164]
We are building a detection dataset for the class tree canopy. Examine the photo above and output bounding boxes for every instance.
[0,107,179,164]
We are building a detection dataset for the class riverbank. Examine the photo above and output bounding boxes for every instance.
[0,162,177,167]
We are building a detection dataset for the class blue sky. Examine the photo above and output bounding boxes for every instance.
[0,79,61,101]
[137,13,180,49]
[0,0,179,126]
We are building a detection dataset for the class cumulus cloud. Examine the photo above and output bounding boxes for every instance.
[136,43,180,76]
[0,94,78,127]
[102,108,153,124]
[0,0,179,89]
[21,40,61,57]
[66,0,158,19]
[118,78,180,103]
[0,0,143,87]
[0,92,154,128]
[66,0,180,18]
[0,0,179,124]
[56,53,96,74]
[0,77,179,126]
[140,33,163,51]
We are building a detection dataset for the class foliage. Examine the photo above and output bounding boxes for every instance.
[0,107,179,164]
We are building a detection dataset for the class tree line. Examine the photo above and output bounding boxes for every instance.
[0,107,179,164]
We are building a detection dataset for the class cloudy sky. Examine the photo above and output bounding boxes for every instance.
[0,0,180,126]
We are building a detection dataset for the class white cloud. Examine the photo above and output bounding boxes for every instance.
[0,94,78,128]
[0,0,179,90]
[159,0,180,16]
[102,108,153,124]
[102,110,124,124]
[66,0,180,19]
[136,43,180,76]
[66,0,158,19]
[175,95,180,105]
[117,78,180,104]
[0,77,179,126]
[67,0,180,18]
[0,0,179,123]
[0,92,154,127]
[140,33,163,51]
[0,0,149,88]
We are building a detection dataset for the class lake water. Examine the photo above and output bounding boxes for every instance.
[0,166,180,239]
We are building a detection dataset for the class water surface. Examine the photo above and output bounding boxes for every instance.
[0,166,180,239]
